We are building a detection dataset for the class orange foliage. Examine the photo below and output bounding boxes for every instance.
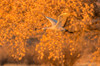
[0,0,99,65]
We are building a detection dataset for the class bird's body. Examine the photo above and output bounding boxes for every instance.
[42,13,69,31]
[43,25,66,31]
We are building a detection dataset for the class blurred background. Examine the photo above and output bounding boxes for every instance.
[0,0,100,66]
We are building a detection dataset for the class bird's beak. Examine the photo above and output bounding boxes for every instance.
[42,28,46,31]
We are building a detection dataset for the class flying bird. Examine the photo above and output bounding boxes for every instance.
[42,13,69,31]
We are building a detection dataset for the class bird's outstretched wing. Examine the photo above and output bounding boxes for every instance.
[56,13,68,27]
[45,16,57,26]
[41,13,57,25]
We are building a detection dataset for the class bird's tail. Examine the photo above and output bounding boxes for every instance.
[65,29,74,33]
